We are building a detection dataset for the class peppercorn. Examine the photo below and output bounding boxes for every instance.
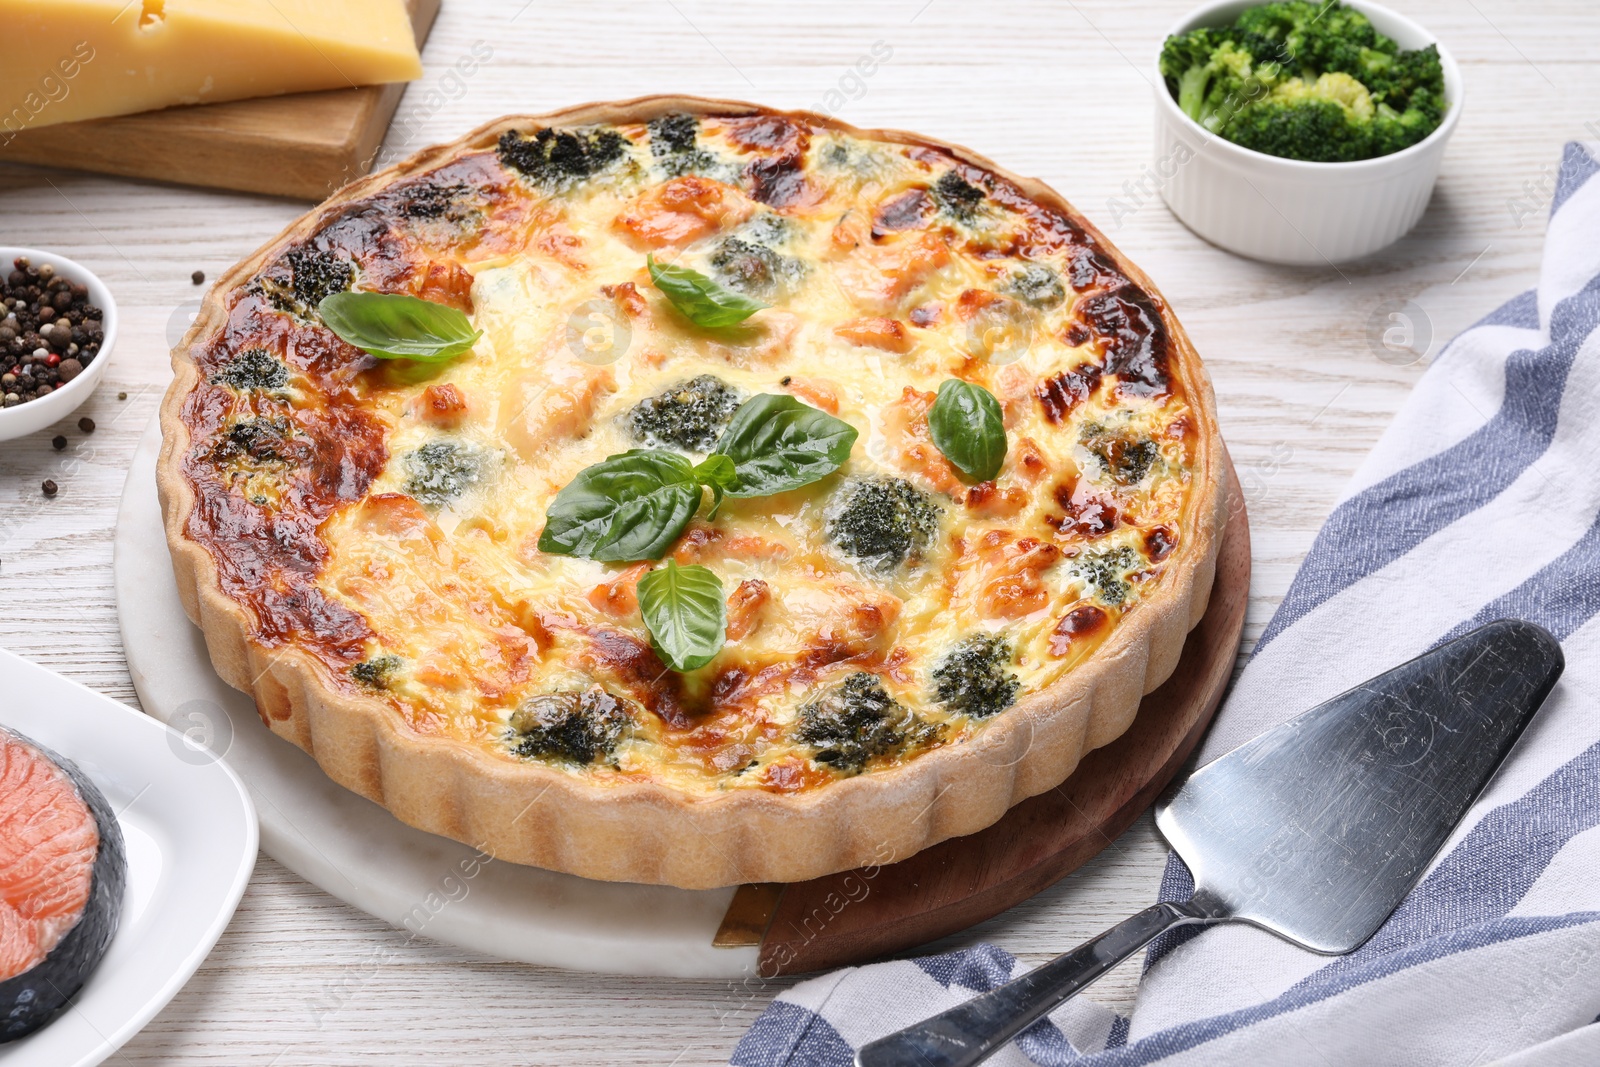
[41,479,57,497]
[78,416,95,433]
[51,435,66,450]
[0,257,102,411]
[192,270,205,285]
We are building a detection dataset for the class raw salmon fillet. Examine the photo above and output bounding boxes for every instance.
[0,732,99,981]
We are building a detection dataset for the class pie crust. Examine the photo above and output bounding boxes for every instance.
[158,96,1227,889]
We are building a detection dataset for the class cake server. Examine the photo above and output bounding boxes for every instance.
[857,618,1564,1067]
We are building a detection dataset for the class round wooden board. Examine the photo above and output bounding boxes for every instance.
[714,459,1250,976]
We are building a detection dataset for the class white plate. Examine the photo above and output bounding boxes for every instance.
[0,649,256,1067]
[115,418,755,978]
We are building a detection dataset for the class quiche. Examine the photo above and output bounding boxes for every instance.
[158,97,1226,889]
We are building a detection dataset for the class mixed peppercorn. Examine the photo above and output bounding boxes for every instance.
[0,256,105,409]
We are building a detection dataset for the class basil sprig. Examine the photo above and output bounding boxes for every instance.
[537,450,709,562]
[539,395,856,562]
[713,394,859,497]
[318,291,482,362]
[637,560,726,672]
[929,379,1007,482]
[647,254,767,329]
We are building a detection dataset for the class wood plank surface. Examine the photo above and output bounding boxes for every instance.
[0,1,1594,1063]
[0,0,442,199]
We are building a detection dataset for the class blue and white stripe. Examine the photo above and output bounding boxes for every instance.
[732,142,1600,1067]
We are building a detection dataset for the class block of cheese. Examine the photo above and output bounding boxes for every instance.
[0,0,423,135]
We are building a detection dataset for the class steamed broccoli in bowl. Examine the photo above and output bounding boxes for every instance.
[1160,1,1447,163]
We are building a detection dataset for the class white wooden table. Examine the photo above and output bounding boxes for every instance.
[1,2,1593,1062]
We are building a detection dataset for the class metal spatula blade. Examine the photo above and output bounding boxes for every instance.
[857,619,1564,1067]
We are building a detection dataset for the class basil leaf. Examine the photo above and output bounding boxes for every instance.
[929,379,1007,482]
[538,450,702,562]
[713,394,858,497]
[647,253,767,329]
[637,560,726,672]
[318,291,482,362]
[692,453,737,519]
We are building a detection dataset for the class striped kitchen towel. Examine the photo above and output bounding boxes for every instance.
[731,141,1600,1067]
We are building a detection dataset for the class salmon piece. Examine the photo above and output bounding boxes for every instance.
[350,493,440,544]
[0,727,124,1044]
[782,376,841,414]
[0,900,39,984]
[410,260,475,311]
[993,363,1035,425]
[614,176,755,250]
[413,383,469,428]
[1012,435,1051,484]
[726,579,772,641]
[881,386,965,495]
[0,735,98,982]
[498,360,617,461]
[670,526,792,565]
[704,309,801,366]
[958,531,1062,620]
[760,757,834,794]
[965,480,1030,518]
[834,317,912,354]
[534,220,588,271]
[601,281,650,321]
[828,211,869,256]
[589,563,651,618]
[782,580,903,656]
[835,232,950,312]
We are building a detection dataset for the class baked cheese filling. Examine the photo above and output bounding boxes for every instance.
[180,113,1197,796]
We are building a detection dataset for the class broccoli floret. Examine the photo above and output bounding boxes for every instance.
[795,672,909,773]
[709,236,803,299]
[626,375,741,452]
[390,179,476,221]
[1370,98,1443,157]
[1081,423,1160,485]
[1226,71,1379,162]
[1161,32,1280,131]
[351,654,402,689]
[1160,3,1445,161]
[741,213,790,247]
[211,347,289,392]
[647,112,724,177]
[1073,544,1140,606]
[1006,263,1066,310]
[649,113,699,156]
[932,635,1019,719]
[1364,43,1443,112]
[824,476,942,573]
[402,440,484,508]
[287,249,353,310]
[257,248,354,318]
[497,126,629,189]
[1365,45,1446,156]
[932,170,985,223]
[210,417,297,466]
[1236,1,1406,81]
[509,689,632,765]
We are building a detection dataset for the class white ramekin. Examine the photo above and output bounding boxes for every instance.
[1153,0,1463,266]
[0,247,118,443]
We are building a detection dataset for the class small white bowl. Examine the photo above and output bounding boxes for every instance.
[1153,0,1463,265]
[0,247,118,442]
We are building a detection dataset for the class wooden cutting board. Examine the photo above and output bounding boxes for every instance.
[0,0,441,201]
[713,457,1250,976]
